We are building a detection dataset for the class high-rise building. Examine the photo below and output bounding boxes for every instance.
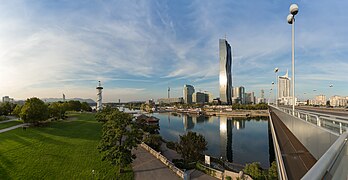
[183,84,195,104]
[219,39,233,105]
[2,96,10,103]
[278,70,291,104]
[245,92,255,104]
[192,92,206,104]
[232,86,245,104]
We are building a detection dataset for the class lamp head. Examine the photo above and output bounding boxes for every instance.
[290,4,299,15]
[287,14,294,24]
[274,67,279,73]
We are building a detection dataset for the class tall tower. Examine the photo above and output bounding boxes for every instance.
[62,93,66,102]
[183,84,195,104]
[168,87,170,98]
[96,81,103,111]
[219,39,233,104]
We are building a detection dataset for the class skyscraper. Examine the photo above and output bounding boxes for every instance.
[183,84,195,104]
[278,70,291,98]
[232,86,245,104]
[219,39,232,104]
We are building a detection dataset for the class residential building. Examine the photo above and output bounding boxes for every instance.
[183,84,195,104]
[2,96,13,103]
[330,96,347,107]
[309,95,326,106]
[219,39,232,105]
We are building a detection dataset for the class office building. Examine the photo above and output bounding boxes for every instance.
[2,96,13,103]
[257,89,266,104]
[219,39,232,105]
[232,86,245,104]
[183,84,195,104]
[245,92,255,104]
[192,92,206,104]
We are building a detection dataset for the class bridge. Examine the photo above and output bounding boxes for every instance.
[269,105,348,180]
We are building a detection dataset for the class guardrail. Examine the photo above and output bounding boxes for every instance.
[268,110,288,180]
[302,132,348,180]
[277,106,348,135]
[140,142,185,179]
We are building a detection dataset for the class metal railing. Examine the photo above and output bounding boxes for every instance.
[276,106,348,135]
[268,111,288,180]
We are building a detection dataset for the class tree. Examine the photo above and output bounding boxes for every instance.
[98,109,143,173]
[67,100,82,111]
[95,106,113,123]
[143,134,162,151]
[20,97,49,125]
[0,102,12,116]
[81,102,92,112]
[12,105,22,117]
[268,161,278,180]
[243,162,264,180]
[48,102,66,120]
[177,131,207,164]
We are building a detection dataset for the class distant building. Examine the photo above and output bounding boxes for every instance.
[257,89,266,104]
[232,86,245,104]
[192,92,206,104]
[204,91,214,103]
[63,94,66,102]
[330,96,347,107]
[278,70,291,105]
[311,95,326,106]
[219,39,232,105]
[2,96,13,103]
[183,84,195,104]
[245,92,255,104]
[158,97,183,104]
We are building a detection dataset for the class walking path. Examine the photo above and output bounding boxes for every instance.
[0,123,28,134]
[270,108,316,180]
[132,145,180,180]
[0,119,19,124]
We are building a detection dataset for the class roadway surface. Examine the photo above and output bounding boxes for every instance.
[295,106,348,117]
[270,108,317,180]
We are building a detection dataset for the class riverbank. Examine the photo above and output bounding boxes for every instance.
[204,110,269,117]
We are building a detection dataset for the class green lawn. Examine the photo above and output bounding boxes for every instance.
[0,112,133,179]
[0,120,22,130]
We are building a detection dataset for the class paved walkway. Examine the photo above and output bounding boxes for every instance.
[160,143,181,161]
[132,145,180,180]
[270,108,316,180]
[0,123,28,133]
[0,119,18,124]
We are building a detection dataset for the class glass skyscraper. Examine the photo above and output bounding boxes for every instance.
[183,84,195,104]
[219,39,232,104]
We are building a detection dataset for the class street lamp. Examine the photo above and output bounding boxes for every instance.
[287,4,299,115]
[274,68,279,106]
[271,82,275,105]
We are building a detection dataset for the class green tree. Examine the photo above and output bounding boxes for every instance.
[95,106,113,123]
[49,102,66,120]
[243,162,264,180]
[143,134,162,151]
[0,102,12,116]
[268,161,278,180]
[67,100,82,111]
[12,104,22,117]
[20,97,49,125]
[177,131,207,164]
[98,109,143,173]
[81,102,92,112]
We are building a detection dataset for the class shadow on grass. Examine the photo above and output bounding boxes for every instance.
[0,153,13,179]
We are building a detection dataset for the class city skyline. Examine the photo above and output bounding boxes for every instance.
[1,1,348,102]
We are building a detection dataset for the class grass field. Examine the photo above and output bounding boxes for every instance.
[0,121,22,130]
[0,112,133,179]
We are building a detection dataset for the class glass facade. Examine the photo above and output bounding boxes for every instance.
[219,39,232,104]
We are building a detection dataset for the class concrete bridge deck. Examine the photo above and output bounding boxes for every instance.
[270,109,316,179]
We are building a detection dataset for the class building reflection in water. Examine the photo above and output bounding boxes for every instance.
[183,115,194,130]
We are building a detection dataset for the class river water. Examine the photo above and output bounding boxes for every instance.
[151,113,274,168]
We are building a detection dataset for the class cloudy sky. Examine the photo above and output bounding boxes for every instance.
[0,0,347,102]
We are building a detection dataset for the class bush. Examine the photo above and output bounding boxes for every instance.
[225,176,232,180]
[0,116,9,121]
[166,141,177,150]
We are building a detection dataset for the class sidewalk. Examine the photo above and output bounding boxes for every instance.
[0,123,28,134]
[132,145,180,180]
[0,119,19,124]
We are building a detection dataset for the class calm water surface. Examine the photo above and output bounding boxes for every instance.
[152,113,273,168]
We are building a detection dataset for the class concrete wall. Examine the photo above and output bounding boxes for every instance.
[272,107,339,160]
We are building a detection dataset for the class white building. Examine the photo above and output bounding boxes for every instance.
[309,95,326,106]
[232,86,245,104]
[330,96,347,107]
[278,70,291,105]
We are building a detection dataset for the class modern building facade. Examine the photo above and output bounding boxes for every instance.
[278,70,291,104]
[192,92,206,104]
[245,92,256,104]
[183,84,195,104]
[232,86,245,104]
[219,39,233,105]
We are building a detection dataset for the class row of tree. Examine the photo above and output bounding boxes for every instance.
[7,98,92,125]
[0,102,17,116]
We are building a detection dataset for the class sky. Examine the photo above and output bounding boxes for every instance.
[0,0,347,102]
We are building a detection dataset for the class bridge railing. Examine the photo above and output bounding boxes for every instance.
[277,107,348,135]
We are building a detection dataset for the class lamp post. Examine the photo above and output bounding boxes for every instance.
[271,82,275,105]
[274,68,279,106]
[287,4,299,115]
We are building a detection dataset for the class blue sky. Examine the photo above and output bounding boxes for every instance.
[0,0,347,102]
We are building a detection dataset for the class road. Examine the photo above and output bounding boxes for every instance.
[295,106,348,117]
